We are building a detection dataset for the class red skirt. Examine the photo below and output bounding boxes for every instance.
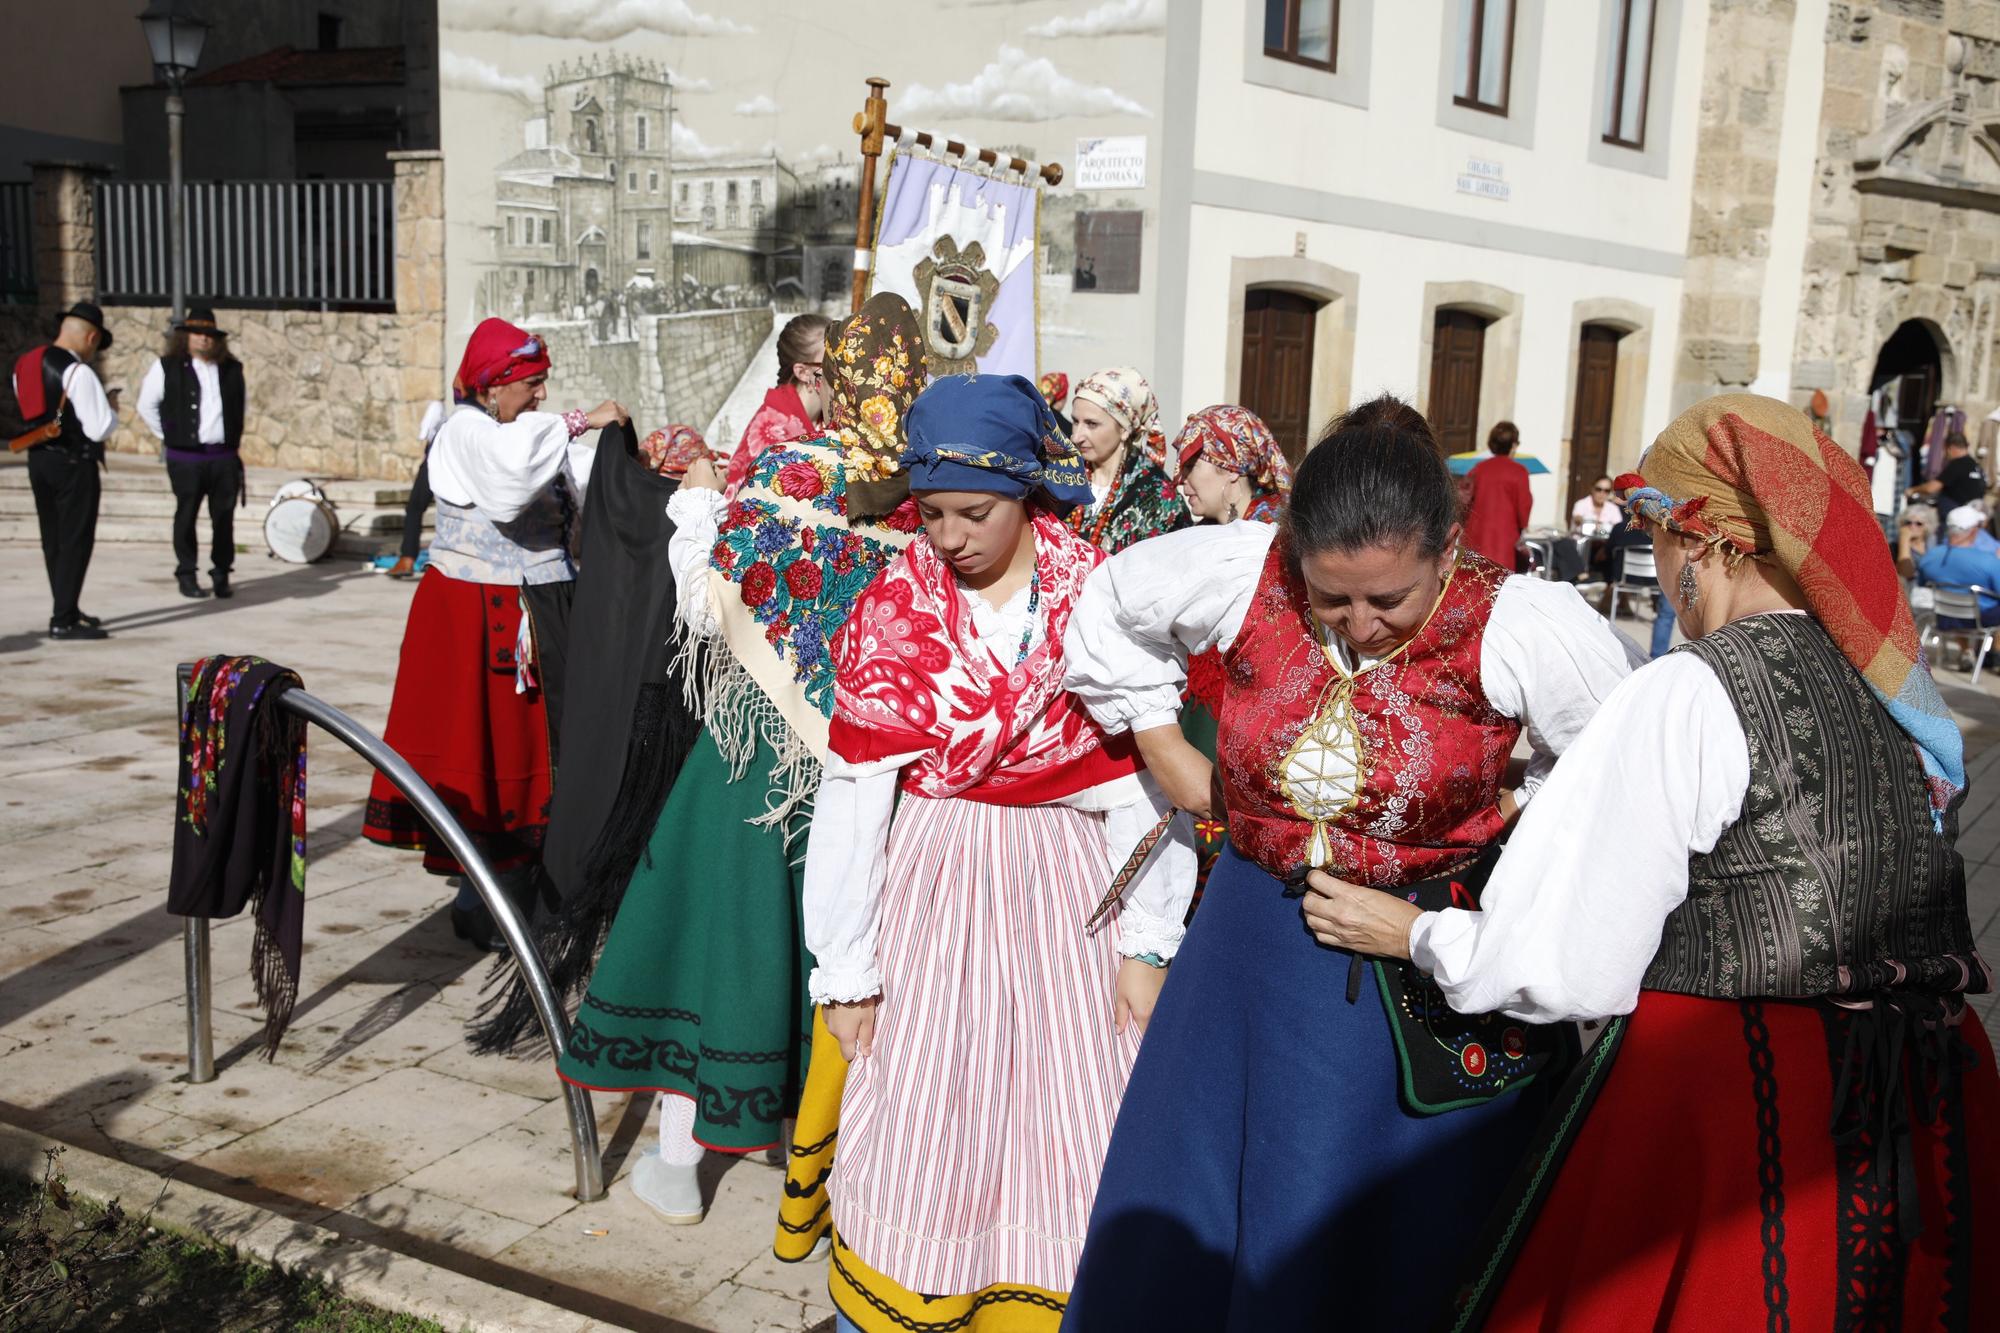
[362,569,552,876]
[1474,992,2000,1332]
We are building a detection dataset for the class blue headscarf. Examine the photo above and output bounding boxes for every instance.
[900,374,1094,509]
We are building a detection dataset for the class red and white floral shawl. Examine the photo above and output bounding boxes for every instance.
[829,509,1139,805]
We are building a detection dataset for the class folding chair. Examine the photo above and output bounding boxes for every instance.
[1922,585,1998,685]
[1603,548,1659,624]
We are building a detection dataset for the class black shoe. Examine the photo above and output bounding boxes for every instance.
[48,622,109,641]
[213,574,233,600]
[177,574,209,599]
[74,610,102,628]
[449,904,508,954]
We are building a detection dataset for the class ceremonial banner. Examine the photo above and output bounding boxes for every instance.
[870,148,1040,380]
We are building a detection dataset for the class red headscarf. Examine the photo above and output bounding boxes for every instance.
[452,317,551,404]
[1038,371,1069,412]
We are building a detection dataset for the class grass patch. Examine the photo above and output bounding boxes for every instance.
[0,1148,449,1332]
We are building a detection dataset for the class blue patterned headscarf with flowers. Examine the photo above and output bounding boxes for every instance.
[900,374,1095,510]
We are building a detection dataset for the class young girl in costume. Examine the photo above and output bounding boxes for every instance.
[807,373,1195,1332]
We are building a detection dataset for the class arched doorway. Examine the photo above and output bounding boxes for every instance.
[1869,319,1946,490]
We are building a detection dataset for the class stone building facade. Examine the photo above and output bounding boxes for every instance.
[0,151,448,479]
[1794,0,2000,447]
[1683,0,2000,456]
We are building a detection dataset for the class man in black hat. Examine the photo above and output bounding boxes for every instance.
[13,302,117,640]
[137,306,246,599]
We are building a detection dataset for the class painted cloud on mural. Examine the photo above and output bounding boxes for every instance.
[440,50,541,100]
[441,0,753,41]
[735,94,783,116]
[1028,0,1167,39]
[901,46,1151,122]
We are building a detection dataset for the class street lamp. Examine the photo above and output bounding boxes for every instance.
[138,1,208,324]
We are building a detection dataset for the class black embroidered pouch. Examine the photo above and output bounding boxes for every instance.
[1372,846,1575,1115]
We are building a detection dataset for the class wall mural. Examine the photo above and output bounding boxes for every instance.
[439,0,1166,447]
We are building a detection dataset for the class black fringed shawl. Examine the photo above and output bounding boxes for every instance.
[470,424,704,1054]
[167,656,308,1057]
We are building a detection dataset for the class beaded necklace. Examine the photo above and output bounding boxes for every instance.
[1013,567,1042,667]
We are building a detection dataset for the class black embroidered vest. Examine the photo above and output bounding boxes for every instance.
[1643,614,1988,1001]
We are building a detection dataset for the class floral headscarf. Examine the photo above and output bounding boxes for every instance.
[1172,405,1292,508]
[639,425,710,478]
[1074,366,1165,465]
[1619,393,1963,816]
[826,293,928,485]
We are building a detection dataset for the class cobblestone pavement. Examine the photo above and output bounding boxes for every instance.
[0,534,1996,1331]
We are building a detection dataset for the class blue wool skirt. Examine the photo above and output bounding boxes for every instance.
[1063,845,1554,1331]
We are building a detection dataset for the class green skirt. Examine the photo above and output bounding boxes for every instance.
[556,728,812,1153]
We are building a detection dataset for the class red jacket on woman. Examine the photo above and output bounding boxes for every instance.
[1462,455,1532,570]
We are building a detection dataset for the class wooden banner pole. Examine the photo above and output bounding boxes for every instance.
[850,76,890,314]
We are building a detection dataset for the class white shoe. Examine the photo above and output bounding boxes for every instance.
[629,1147,705,1224]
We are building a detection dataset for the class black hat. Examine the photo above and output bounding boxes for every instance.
[174,306,230,337]
[52,301,112,350]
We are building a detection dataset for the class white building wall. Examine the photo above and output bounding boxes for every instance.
[1168,0,1713,527]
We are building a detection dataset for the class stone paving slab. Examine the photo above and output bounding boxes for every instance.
[1,540,1998,1331]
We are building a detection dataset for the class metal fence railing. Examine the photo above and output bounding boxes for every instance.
[100,179,395,310]
[174,665,605,1203]
[0,182,34,302]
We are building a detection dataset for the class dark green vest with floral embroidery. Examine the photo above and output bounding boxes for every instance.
[1642,614,1986,1001]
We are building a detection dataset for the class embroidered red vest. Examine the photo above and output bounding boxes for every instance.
[1218,537,1518,888]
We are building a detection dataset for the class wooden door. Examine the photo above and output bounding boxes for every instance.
[1566,323,1621,509]
[1240,288,1319,464]
[1428,309,1487,456]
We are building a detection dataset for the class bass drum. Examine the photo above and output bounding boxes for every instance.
[264,480,339,563]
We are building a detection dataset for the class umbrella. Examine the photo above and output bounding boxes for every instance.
[1448,451,1551,476]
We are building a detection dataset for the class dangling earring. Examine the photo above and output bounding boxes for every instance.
[1225,501,1240,523]
[1677,561,1700,612]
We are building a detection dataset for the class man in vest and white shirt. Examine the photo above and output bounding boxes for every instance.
[14,302,118,640]
[138,307,246,600]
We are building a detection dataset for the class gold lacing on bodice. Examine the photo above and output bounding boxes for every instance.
[1279,560,1460,868]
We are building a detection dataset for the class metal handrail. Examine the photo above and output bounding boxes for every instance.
[174,666,604,1202]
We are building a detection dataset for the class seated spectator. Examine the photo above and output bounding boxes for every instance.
[1570,476,1623,539]
[1916,504,2000,625]
[1896,505,1938,580]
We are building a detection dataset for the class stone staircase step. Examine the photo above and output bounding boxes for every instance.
[0,516,406,560]
[0,453,422,556]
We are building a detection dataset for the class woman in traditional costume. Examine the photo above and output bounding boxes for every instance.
[1066,366,1188,552]
[363,318,625,949]
[1058,395,1638,1329]
[1173,405,1292,889]
[1305,394,2000,1331]
[724,312,831,495]
[808,373,1195,1333]
[553,294,928,1222]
